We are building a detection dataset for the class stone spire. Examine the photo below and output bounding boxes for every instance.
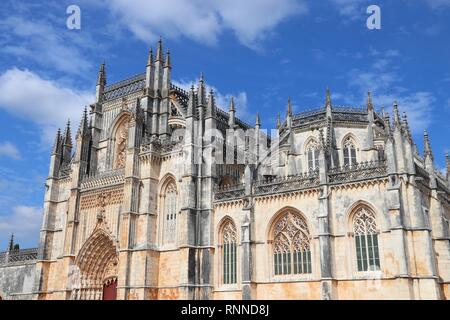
[393,101,401,128]
[187,85,195,118]
[52,128,62,155]
[77,107,89,138]
[8,233,14,251]
[164,49,171,68]
[228,96,236,128]
[255,112,261,129]
[424,130,434,161]
[367,91,374,111]
[402,112,412,143]
[286,97,293,118]
[147,48,153,67]
[96,62,106,86]
[326,88,332,107]
[206,89,216,118]
[276,112,281,129]
[197,73,206,107]
[325,88,332,118]
[155,37,163,62]
[63,119,72,147]
[96,62,106,102]
[446,152,450,180]
[384,111,392,137]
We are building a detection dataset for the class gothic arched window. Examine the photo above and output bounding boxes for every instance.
[343,137,357,166]
[272,211,311,276]
[306,140,320,171]
[353,207,380,271]
[221,220,237,285]
[163,181,177,245]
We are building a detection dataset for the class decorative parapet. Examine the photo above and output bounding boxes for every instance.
[253,170,320,197]
[214,183,245,202]
[80,168,125,190]
[0,248,38,266]
[103,73,145,102]
[328,160,387,184]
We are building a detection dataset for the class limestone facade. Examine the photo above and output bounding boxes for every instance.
[1,40,449,300]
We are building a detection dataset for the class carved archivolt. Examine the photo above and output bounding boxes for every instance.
[72,228,118,300]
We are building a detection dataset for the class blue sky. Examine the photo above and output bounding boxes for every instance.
[0,0,449,249]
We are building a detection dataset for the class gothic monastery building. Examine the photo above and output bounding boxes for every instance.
[1,40,450,300]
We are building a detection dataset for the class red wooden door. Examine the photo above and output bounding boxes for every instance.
[102,279,117,300]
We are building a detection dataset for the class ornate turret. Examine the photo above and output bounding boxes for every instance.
[255,112,261,129]
[325,88,332,117]
[446,152,450,182]
[187,85,195,118]
[424,130,434,162]
[197,73,206,107]
[402,112,412,143]
[393,101,401,128]
[153,37,164,91]
[276,112,281,130]
[52,128,62,155]
[286,97,293,128]
[228,96,236,128]
[8,233,14,252]
[61,119,73,165]
[76,107,89,139]
[206,89,216,118]
[95,63,106,102]
[162,49,171,91]
[145,48,154,90]
[367,91,374,111]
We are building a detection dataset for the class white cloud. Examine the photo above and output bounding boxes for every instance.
[0,142,21,160]
[327,0,369,17]
[425,0,450,9]
[0,16,97,77]
[0,68,94,145]
[101,0,306,49]
[0,205,42,248]
[340,50,435,134]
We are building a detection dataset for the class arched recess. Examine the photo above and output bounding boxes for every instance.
[217,217,238,285]
[72,228,118,300]
[345,201,381,272]
[158,173,179,247]
[341,133,360,166]
[303,137,320,171]
[267,207,312,276]
[108,112,131,170]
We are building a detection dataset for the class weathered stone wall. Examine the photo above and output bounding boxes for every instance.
[0,262,36,300]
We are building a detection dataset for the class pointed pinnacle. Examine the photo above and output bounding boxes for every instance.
[147,48,153,67]
[287,97,292,117]
[367,91,374,110]
[97,62,106,86]
[277,112,281,129]
[326,87,332,107]
[256,112,261,126]
[64,119,72,146]
[156,37,163,62]
[164,49,171,68]
[424,129,434,160]
[229,96,235,112]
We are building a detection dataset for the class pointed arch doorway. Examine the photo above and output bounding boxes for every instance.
[73,228,119,300]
